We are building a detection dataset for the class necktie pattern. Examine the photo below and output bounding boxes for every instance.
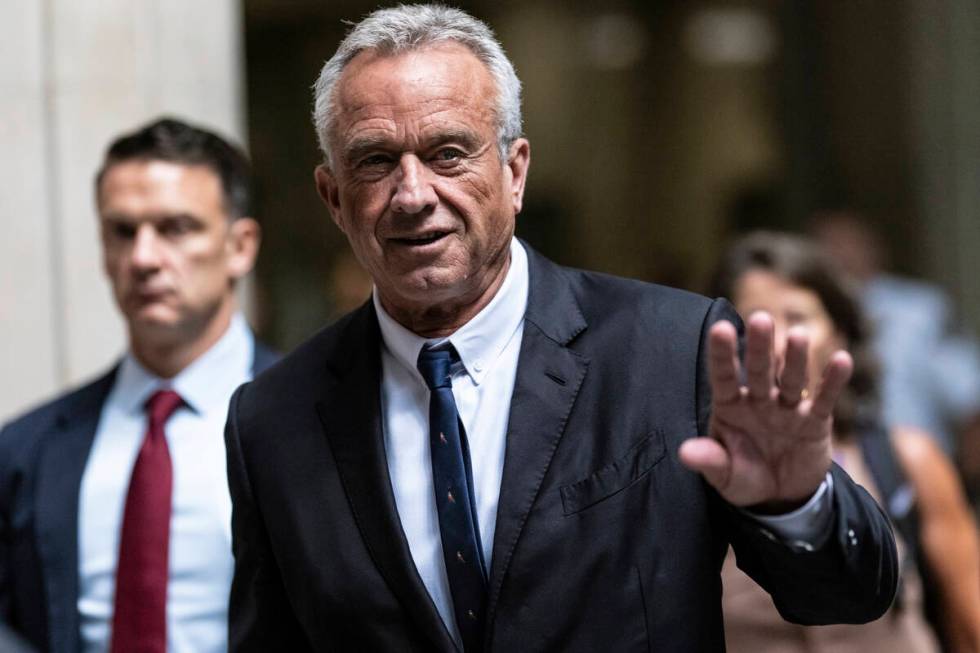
[417,346,487,653]
[111,389,183,653]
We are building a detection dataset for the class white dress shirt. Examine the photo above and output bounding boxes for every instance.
[78,314,254,653]
[376,238,832,643]
[377,238,528,642]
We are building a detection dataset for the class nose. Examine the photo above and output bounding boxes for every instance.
[130,224,163,274]
[390,154,437,215]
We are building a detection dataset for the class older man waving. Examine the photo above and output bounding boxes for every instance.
[225,6,897,652]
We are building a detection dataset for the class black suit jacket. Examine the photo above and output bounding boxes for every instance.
[0,338,277,653]
[226,246,898,652]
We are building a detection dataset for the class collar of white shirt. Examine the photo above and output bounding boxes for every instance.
[111,312,254,416]
[373,238,529,382]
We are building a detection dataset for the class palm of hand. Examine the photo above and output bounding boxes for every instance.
[707,386,833,509]
[680,313,851,511]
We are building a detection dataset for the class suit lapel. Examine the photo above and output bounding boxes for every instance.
[317,304,457,652]
[485,245,590,630]
[34,369,116,653]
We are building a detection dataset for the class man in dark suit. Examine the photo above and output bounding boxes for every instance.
[0,118,276,653]
[225,5,898,651]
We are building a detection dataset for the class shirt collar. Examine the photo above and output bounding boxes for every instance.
[113,313,254,416]
[375,238,529,386]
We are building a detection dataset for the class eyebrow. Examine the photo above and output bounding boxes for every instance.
[101,211,204,225]
[425,128,481,152]
[343,137,392,165]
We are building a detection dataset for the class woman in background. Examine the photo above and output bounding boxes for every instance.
[712,231,980,653]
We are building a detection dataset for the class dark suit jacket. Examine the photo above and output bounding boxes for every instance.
[0,338,277,653]
[225,246,898,652]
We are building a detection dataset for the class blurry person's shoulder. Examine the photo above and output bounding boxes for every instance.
[866,274,952,331]
[0,366,117,476]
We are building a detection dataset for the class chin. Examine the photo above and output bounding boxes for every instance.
[127,309,185,339]
[403,271,472,303]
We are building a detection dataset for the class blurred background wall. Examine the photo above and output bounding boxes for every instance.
[2,0,980,422]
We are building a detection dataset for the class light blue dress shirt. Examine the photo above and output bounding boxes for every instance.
[78,314,254,653]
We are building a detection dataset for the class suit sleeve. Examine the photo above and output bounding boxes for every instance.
[225,384,313,652]
[696,297,900,624]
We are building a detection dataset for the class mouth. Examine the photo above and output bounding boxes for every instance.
[389,230,452,247]
[133,287,172,303]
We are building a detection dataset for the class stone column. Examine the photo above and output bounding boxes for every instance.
[906,0,980,331]
[0,0,246,421]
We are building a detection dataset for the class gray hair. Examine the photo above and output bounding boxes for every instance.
[312,4,523,167]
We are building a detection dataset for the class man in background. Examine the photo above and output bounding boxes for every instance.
[0,117,276,653]
[811,211,980,455]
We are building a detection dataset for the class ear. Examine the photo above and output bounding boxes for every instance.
[314,164,345,233]
[506,138,531,215]
[225,217,261,280]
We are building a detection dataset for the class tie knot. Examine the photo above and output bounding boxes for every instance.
[417,346,458,390]
[145,389,183,427]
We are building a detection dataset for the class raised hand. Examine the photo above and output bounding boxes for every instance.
[679,312,853,512]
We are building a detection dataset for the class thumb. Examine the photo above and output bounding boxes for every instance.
[678,437,732,491]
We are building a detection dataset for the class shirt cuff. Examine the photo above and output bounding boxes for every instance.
[745,472,835,552]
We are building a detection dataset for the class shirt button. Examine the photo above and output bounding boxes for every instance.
[474,359,483,372]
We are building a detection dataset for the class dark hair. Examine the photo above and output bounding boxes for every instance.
[710,231,878,437]
[95,117,251,219]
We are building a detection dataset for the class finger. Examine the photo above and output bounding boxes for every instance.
[678,437,732,491]
[810,350,854,419]
[708,320,741,404]
[744,312,775,401]
[777,326,809,407]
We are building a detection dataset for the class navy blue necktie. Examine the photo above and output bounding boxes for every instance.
[417,345,487,652]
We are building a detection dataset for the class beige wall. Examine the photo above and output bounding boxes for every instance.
[0,0,246,422]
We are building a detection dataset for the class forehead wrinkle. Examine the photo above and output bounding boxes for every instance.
[339,67,466,114]
[341,104,490,159]
[342,44,488,102]
[343,94,478,125]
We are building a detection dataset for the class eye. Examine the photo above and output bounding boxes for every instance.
[108,222,136,240]
[785,310,808,325]
[157,217,199,237]
[357,153,395,168]
[433,147,465,163]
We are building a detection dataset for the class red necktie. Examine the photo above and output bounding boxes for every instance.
[110,389,183,653]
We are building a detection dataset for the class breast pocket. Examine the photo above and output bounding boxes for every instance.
[559,430,667,516]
